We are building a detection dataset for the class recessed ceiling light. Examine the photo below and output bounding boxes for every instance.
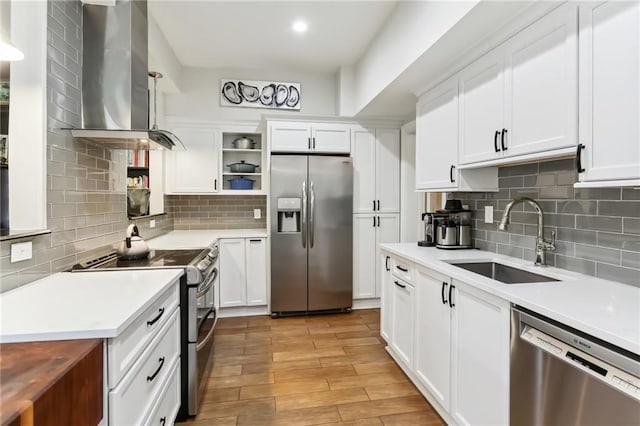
[292,20,308,33]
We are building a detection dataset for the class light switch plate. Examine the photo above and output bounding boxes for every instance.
[149,219,156,228]
[11,241,33,263]
[254,209,261,219]
[484,206,494,224]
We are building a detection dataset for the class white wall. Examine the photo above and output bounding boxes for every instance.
[351,1,478,114]
[164,67,337,121]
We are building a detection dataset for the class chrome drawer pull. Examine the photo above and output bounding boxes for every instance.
[147,357,165,382]
[147,307,165,327]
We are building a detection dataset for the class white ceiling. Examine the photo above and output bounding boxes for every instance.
[149,1,397,73]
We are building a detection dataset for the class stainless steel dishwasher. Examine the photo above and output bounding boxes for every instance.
[510,306,640,425]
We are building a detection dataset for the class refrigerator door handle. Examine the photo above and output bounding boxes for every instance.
[301,181,307,248]
[309,181,316,248]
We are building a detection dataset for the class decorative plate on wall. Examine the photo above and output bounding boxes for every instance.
[220,79,301,110]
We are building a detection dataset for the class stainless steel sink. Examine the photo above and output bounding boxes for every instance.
[450,262,559,284]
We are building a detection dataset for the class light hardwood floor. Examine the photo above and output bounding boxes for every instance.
[181,309,444,425]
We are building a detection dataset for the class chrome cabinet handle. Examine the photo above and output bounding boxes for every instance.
[301,181,307,248]
[147,357,165,382]
[147,307,165,327]
[309,181,316,248]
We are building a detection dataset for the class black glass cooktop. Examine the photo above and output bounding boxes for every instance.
[71,249,206,271]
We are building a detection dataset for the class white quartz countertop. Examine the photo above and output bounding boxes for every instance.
[380,243,640,355]
[147,229,268,249]
[0,269,183,343]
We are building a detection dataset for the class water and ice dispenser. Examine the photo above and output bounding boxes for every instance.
[277,198,301,233]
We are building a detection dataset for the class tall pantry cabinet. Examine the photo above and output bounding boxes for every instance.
[352,126,401,301]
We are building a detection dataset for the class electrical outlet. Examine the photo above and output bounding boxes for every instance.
[254,209,261,219]
[11,241,33,263]
[484,206,494,224]
[149,219,156,228]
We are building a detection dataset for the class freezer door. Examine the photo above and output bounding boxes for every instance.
[270,155,309,313]
[308,156,353,311]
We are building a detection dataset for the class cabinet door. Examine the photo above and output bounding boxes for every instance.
[390,278,414,368]
[578,1,640,183]
[380,253,393,343]
[245,238,267,306]
[458,48,505,164]
[375,214,400,297]
[352,128,377,214]
[375,129,400,214]
[166,127,221,193]
[270,122,312,152]
[504,3,578,157]
[416,77,460,191]
[450,284,510,426]
[219,239,246,307]
[353,214,377,299]
[414,267,452,411]
[312,124,351,153]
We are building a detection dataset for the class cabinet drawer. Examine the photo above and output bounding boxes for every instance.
[142,358,180,426]
[109,307,180,426]
[391,257,414,283]
[107,284,179,387]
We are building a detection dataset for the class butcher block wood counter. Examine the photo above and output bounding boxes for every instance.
[0,339,103,426]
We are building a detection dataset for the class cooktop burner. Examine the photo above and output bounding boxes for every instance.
[71,249,206,270]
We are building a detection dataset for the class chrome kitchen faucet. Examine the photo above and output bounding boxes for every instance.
[498,197,555,266]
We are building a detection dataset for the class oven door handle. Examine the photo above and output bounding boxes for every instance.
[196,268,217,299]
[196,307,216,351]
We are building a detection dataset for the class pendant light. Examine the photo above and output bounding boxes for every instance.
[0,0,24,61]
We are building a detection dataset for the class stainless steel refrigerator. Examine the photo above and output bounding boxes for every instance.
[270,155,353,315]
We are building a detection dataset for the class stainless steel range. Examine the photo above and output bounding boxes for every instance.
[71,245,219,420]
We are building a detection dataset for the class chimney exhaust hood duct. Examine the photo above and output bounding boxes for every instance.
[70,0,183,151]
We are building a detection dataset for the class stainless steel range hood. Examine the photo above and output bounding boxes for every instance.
[70,0,183,150]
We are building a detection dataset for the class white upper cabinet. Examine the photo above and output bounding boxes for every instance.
[459,48,506,165]
[416,77,460,191]
[577,0,640,187]
[269,121,350,154]
[165,125,222,193]
[504,2,578,157]
[352,127,400,214]
[457,3,578,167]
[416,77,498,192]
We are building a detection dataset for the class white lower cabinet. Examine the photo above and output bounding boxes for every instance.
[105,283,182,426]
[220,237,267,308]
[380,254,393,343]
[450,283,510,426]
[382,255,510,425]
[415,267,452,411]
[390,276,414,368]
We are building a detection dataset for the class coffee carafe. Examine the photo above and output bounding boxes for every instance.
[418,212,447,247]
[437,220,458,247]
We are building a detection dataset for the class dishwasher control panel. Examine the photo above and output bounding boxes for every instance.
[522,325,640,401]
